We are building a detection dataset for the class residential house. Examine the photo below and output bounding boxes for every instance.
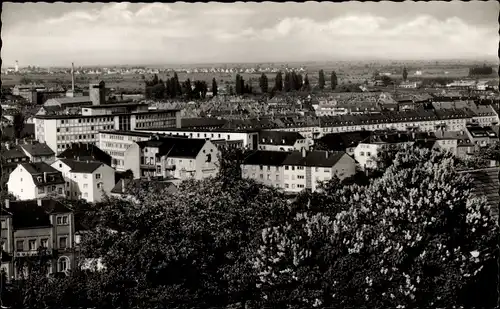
[1,144,30,183]
[315,131,372,156]
[241,150,290,189]
[51,159,115,203]
[123,136,220,180]
[58,143,112,166]
[18,142,56,164]
[434,130,474,157]
[0,198,76,280]
[282,149,357,193]
[465,125,499,149]
[7,162,65,200]
[258,131,311,151]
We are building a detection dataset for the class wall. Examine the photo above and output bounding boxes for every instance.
[194,141,220,179]
[354,143,380,170]
[7,166,37,200]
[242,164,283,189]
[123,143,142,179]
[90,164,115,202]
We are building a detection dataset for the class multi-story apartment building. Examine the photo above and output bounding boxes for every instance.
[282,149,357,193]
[258,131,311,152]
[315,131,372,156]
[18,142,56,164]
[241,149,356,193]
[34,104,181,155]
[51,159,115,203]
[0,198,76,280]
[124,136,220,180]
[98,130,154,171]
[267,109,489,139]
[133,128,260,150]
[7,162,66,200]
[241,151,290,189]
[353,131,436,170]
[465,125,499,149]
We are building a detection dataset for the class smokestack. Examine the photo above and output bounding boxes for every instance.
[301,147,307,158]
[37,199,42,207]
[4,199,9,209]
[71,62,75,92]
[43,172,48,182]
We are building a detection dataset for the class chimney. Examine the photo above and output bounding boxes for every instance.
[4,199,9,209]
[71,62,75,92]
[325,151,329,159]
[121,179,126,193]
[490,160,497,167]
[37,199,42,207]
[43,172,48,182]
[5,143,10,150]
[301,147,307,158]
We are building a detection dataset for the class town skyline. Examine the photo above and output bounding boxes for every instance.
[2,1,498,67]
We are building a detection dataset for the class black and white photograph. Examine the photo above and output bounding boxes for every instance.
[0,1,499,308]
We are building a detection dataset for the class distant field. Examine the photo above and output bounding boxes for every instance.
[2,62,495,92]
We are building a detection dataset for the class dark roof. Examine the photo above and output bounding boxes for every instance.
[1,124,35,138]
[317,131,372,151]
[1,146,29,160]
[181,117,228,129]
[99,130,154,137]
[243,150,291,166]
[34,109,180,119]
[84,103,146,109]
[58,159,104,173]
[20,162,65,186]
[57,143,112,166]
[19,143,55,157]
[137,137,207,158]
[110,178,177,195]
[137,126,259,133]
[0,199,71,229]
[460,167,499,219]
[283,150,346,167]
[259,131,305,146]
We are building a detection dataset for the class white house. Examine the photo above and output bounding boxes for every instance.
[258,131,312,152]
[51,159,115,203]
[123,136,220,181]
[7,162,66,200]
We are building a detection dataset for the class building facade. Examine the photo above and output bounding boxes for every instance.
[98,130,154,171]
[7,163,66,200]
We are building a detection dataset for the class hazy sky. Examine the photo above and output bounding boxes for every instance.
[2,1,499,67]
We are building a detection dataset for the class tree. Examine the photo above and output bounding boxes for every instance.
[274,72,283,92]
[284,72,291,92]
[254,146,498,309]
[331,71,338,90]
[212,78,218,96]
[13,113,25,139]
[403,67,408,81]
[235,74,242,95]
[303,74,311,91]
[174,72,182,96]
[318,69,325,90]
[259,74,268,93]
[381,75,392,86]
[182,79,193,99]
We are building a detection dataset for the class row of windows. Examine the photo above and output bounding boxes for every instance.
[57,134,96,141]
[109,151,125,157]
[244,165,331,173]
[359,151,372,157]
[58,117,114,125]
[136,120,176,128]
[5,157,28,163]
[38,186,62,194]
[104,142,129,149]
[15,237,67,251]
[57,125,113,133]
[57,142,97,150]
[136,113,177,120]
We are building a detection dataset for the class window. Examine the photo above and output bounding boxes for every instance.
[259,174,263,179]
[285,166,289,170]
[360,151,365,156]
[285,184,289,188]
[0,220,6,229]
[57,217,62,225]
[58,256,69,272]
[58,187,63,194]
[83,174,88,179]
[95,173,101,180]
[59,237,67,249]
[62,216,68,225]
[83,184,88,189]
[84,193,88,198]
[29,239,37,251]
[297,175,305,179]
[16,240,24,251]
[38,187,44,194]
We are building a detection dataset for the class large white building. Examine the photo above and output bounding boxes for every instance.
[34,104,181,155]
[132,128,260,150]
[241,149,357,193]
[7,162,66,200]
[51,159,115,203]
[98,130,154,171]
[123,136,220,180]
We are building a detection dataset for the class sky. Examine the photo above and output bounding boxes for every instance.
[2,1,499,67]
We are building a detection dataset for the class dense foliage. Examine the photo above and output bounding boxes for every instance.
[4,146,498,309]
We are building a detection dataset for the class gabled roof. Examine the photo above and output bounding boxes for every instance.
[19,162,65,186]
[58,159,104,174]
[243,150,291,166]
[283,151,346,168]
[138,137,207,158]
[259,131,305,146]
[19,143,55,157]
[57,143,112,166]
[44,96,92,106]
[318,131,372,151]
[1,146,29,160]
[181,117,228,129]
[0,199,71,229]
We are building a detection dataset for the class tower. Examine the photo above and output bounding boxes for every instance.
[15,61,19,73]
[71,62,75,92]
[89,81,106,105]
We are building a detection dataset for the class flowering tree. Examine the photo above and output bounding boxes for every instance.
[254,146,498,308]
